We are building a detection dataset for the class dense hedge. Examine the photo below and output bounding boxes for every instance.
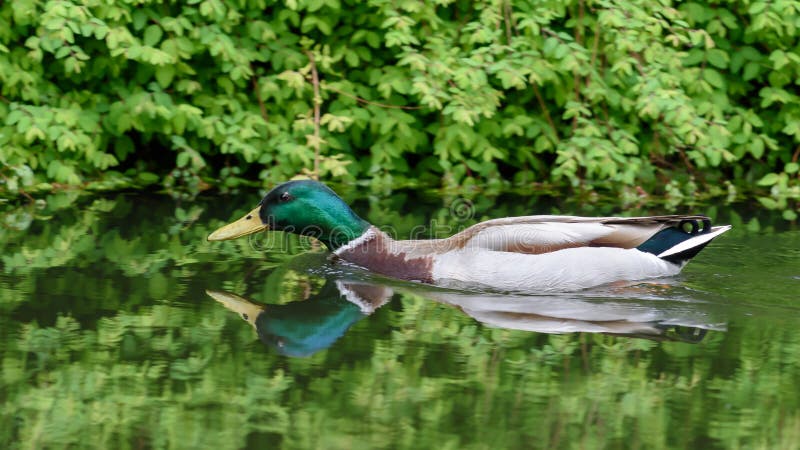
[0,0,798,203]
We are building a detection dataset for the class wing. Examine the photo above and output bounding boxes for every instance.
[444,214,711,255]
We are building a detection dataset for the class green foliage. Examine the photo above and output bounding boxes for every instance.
[1,0,799,209]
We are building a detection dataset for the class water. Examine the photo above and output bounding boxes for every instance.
[1,190,798,449]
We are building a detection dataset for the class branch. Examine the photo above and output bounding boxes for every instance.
[589,23,601,71]
[532,84,560,143]
[570,0,585,133]
[677,146,695,172]
[502,0,513,45]
[306,51,322,180]
[0,171,35,203]
[323,84,423,110]
[250,65,269,124]
[629,51,647,76]
[541,28,565,42]
[576,0,585,47]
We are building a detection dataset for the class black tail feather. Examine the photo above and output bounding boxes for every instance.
[637,217,726,264]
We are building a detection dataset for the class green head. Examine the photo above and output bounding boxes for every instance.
[207,180,370,250]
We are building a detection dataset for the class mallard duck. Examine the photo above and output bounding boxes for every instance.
[207,180,731,292]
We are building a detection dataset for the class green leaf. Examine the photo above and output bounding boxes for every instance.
[132,9,148,30]
[703,69,725,88]
[137,172,160,184]
[768,50,788,70]
[757,173,779,186]
[782,121,800,136]
[155,65,175,88]
[706,49,728,69]
[277,70,306,89]
[176,151,190,168]
[749,2,767,14]
[757,197,778,209]
[743,62,760,81]
[144,25,163,47]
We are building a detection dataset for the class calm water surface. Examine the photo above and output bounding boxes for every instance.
[1,189,798,449]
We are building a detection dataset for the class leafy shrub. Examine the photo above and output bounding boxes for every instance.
[0,0,798,204]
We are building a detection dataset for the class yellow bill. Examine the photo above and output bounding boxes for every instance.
[207,206,267,241]
[206,290,264,328]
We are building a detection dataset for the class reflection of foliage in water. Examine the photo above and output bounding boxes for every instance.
[0,191,798,449]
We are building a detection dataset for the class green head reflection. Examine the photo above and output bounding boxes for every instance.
[207,280,392,357]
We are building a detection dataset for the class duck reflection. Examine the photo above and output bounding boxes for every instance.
[207,280,391,357]
[209,277,725,357]
[425,287,723,342]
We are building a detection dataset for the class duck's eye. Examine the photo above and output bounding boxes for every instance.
[279,192,293,202]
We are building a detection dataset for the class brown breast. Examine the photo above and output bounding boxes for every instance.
[334,229,435,284]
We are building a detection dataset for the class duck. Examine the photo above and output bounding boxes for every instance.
[207,180,731,292]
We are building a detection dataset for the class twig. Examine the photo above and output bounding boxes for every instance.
[0,171,35,203]
[576,0,585,46]
[502,0,513,45]
[508,0,519,36]
[532,84,560,143]
[323,84,423,110]
[541,28,565,43]
[306,50,322,180]
[661,122,696,173]
[677,146,695,172]
[589,12,601,87]
[250,66,269,124]
[653,128,663,161]
[571,0,585,133]
[629,51,646,76]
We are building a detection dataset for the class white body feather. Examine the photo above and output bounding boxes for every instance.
[431,247,682,292]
